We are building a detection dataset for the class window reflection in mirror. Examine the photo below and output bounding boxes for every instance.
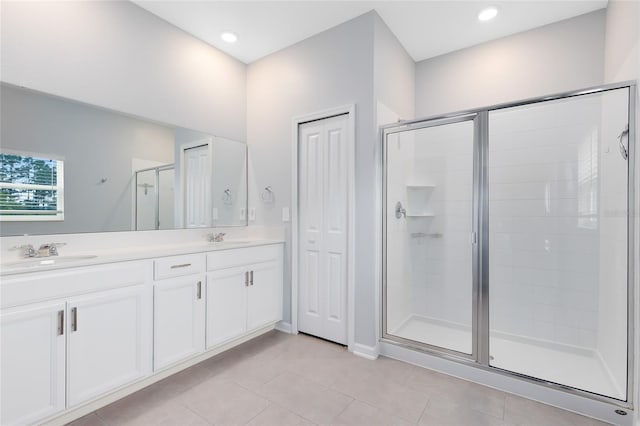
[0,152,64,221]
[0,84,248,236]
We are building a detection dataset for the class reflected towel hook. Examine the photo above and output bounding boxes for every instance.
[261,186,274,203]
[222,189,233,205]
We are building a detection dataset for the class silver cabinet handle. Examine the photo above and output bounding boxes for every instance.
[250,270,254,286]
[245,271,249,287]
[197,281,202,299]
[71,307,78,332]
[57,310,64,336]
[170,263,192,269]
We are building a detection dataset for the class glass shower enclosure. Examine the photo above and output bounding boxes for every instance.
[135,164,175,230]
[382,82,635,405]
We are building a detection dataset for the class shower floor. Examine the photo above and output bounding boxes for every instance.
[391,315,624,400]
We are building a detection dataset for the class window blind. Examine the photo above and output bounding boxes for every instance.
[0,153,64,221]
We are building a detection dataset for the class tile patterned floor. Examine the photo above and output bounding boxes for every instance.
[69,331,610,426]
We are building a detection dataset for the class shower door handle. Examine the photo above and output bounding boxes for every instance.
[618,124,629,160]
[470,232,478,245]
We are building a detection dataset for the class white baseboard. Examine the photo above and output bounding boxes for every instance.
[275,321,293,334]
[352,342,379,360]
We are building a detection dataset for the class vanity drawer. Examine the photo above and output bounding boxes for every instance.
[1,260,151,309]
[154,254,206,280]
[206,244,282,271]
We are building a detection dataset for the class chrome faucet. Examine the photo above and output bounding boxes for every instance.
[11,243,66,258]
[12,244,38,258]
[38,243,66,257]
[207,232,226,242]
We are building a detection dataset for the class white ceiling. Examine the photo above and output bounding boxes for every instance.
[133,1,607,64]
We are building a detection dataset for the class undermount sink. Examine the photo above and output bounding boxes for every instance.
[1,255,98,269]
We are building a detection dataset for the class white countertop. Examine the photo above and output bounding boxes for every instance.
[0,239,284,277]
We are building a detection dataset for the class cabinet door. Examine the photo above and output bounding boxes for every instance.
[206,267,247,349]
[67,285,152,407]
[1,301,66,425]
[247,260,283,331]
[154,275,205,371]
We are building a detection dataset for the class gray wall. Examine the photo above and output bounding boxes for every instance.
[0,1,246,141]
[1,85,174,236]
[415,10,606,117]
[604,0,640,83]
[246,11,416,348]
[246,12,376,345]
[374,14,416,121]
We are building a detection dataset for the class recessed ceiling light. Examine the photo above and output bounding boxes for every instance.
[221,31,238,43]
[478,7,498,22]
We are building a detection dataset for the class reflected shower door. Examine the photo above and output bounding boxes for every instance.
[136,169,157,231]
[488,88,630,400]
[158,168,175,230]
[384,118,476,356]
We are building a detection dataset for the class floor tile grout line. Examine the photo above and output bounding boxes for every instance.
[240,400,272,425]
[415,394,432,425]
[184,404,215,426]
[325,394,356,424]
[272,400,320,426]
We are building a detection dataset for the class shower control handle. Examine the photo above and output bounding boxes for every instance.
[395,201,406,219]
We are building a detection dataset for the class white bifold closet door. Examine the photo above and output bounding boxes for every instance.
[298,114,348,345]
[184,145,211,228]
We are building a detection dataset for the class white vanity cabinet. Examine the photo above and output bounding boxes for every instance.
[0,241,283,425]
[246,259,283,330]
[0,261,152,423]
[206,244,283,348]
[153,254,206,371]
[66,284,152,407]
[1,301,66,425]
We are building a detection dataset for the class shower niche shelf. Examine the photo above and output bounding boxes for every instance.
[405,181,435,218]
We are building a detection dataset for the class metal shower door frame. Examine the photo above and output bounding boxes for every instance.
[380,80,637,409]
[381,112,481,362]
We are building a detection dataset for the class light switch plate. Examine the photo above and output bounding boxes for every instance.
[249,207,256,221]
[282,207,290,222]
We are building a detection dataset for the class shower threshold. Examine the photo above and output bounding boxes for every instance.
[391,315,624,400]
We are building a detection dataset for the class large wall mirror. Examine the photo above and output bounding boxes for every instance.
[0,84,248,236]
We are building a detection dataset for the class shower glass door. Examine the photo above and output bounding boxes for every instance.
[384,117,477,356]
[487,87,631,401]
[382,83,634,406]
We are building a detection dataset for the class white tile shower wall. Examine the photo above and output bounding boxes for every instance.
[488,95,603,349]
[411,122,474,328]
[385,131,415,332]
